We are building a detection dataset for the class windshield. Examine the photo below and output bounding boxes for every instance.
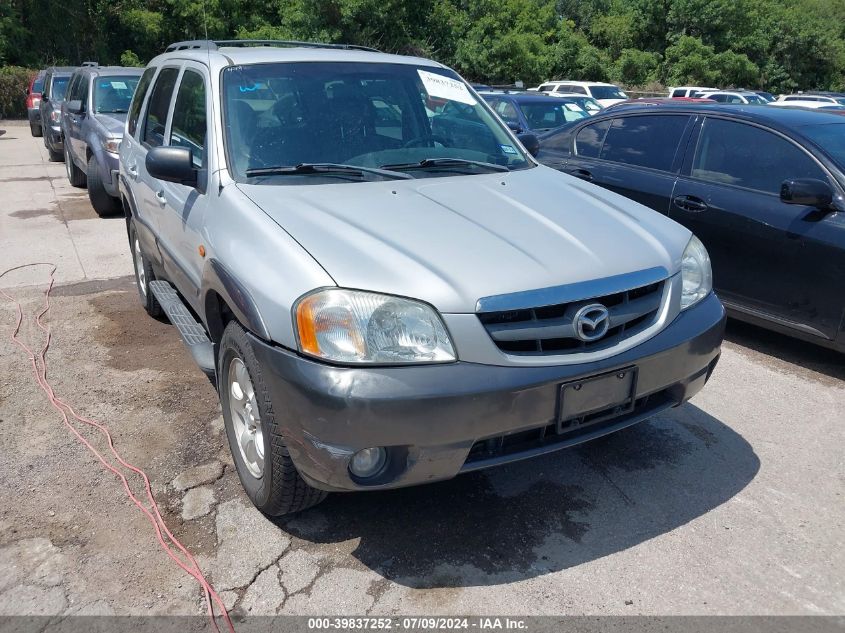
[93,75,140,114]
[51,76,70,100]
[801,123,845,166]
[745,94,768,104]
[222,62,531,182]
[590,86,627,100]
[520,101,589,130]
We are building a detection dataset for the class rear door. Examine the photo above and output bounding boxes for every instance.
[564,113,692,214]
[671,116,844,340]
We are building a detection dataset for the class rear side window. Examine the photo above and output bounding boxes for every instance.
[169,69,207,169]
[599,115,688,171]
[142,67,179,148]
[574,119,611,158]
[128,67,156,137]
[691,118,827,194]
[66,74,81,101]
[562,85,587,95]
[671,89,686,98]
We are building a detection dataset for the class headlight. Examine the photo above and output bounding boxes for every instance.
[295,288,456,364]
[680,235,712,310]
[102,138,120,154]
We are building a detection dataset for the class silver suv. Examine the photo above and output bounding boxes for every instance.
[120,40,725,515]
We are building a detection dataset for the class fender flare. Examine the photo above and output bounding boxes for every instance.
[201,258,271,343]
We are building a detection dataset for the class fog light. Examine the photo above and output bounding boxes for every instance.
[349,447,387,478]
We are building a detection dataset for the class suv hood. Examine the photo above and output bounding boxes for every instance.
[238,166,690,313]
[93,112,127,137]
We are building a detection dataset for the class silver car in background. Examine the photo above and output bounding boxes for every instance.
[120,40,725,516]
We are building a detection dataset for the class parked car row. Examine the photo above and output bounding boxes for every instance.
[536,103,845,353]
[29,62,143,216]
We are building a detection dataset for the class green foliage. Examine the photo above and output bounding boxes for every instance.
[0,0,843,95]
[0,66,35,119]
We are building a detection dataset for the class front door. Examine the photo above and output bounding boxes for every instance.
[671,116,845,341]
[154,63,211,312]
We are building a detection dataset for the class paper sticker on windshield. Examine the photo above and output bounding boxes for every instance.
[500,144,517,155]
[564,103,584,111]
[418,69,476,106]
[110,81,127,90]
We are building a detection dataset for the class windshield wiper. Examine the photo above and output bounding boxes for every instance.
[245,162,412,180]
[379,158,510,173]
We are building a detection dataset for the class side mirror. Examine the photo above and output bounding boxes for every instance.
[507,122,524,134]
[780,178,833,209]
[518,132,540,157]
[146,146,198,187]
[66,99,83,115]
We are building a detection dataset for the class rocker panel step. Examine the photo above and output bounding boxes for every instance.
[149,280,216,378]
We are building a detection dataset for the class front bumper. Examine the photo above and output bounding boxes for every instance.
[250,292,726,492]
[103,151,120,197]
[45,125,63,152]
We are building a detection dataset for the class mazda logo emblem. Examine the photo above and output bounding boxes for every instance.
[574,303,610,342]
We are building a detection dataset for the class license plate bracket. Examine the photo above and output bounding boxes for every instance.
[557,367,638,433]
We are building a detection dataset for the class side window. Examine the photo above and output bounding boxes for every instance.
[142,67,180,148]
[78,77,89,111]
[128,67,156,137]
[691,119,827,194]
[538,85,553,92]
[671,89,686,98]
[564,85,587,95]
[496,101,519,126]
[169,69,207,169]
[542,127,573,152]
[574,119,611,158]
[66,75,80,101]
[599,115,689,171]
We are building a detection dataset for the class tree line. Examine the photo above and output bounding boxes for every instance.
[2,0,844,93]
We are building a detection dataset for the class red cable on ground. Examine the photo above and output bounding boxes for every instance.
[0,263,234,633]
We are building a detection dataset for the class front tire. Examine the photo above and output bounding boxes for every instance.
[219,321,327,516]
[129,220,162,318]
[64,145,86,188]
[87,156,120,216]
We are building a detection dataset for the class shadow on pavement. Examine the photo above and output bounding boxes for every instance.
[724,319,844,383]
[280,403,759,588]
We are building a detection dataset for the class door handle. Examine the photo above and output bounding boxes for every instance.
[566,168,593,182]
[126,164,138,178]
[155,191,167,205]
[673,195,708,212]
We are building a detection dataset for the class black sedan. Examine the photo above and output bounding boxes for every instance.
[537,104,845,352]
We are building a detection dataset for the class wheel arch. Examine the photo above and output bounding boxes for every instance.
[202,259,271,344]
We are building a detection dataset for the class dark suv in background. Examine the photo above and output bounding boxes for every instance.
[538,105,845,352]
[62,65,143,215]
[38,67,76,161]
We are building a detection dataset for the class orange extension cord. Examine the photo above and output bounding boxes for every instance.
[0,263,234,632]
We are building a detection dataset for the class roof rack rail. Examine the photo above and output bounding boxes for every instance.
[164,39,380,53]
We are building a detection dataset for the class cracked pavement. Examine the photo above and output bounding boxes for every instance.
[0,120,843,618]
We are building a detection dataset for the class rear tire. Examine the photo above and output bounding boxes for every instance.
[129,220,162,318]
[30,122,42,137]
[64,145,86,188]
[219,321,327,516]
[87,156,120,216]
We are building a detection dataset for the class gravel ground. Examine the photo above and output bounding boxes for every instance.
[0,120,843,620]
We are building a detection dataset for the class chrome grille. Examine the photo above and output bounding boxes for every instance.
[478,280,665,355]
